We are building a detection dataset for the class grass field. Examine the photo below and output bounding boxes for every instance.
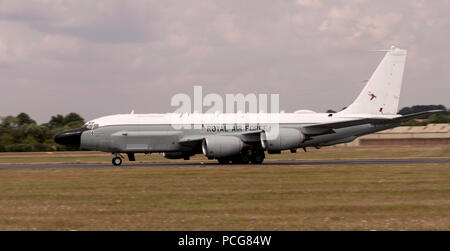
[0,145,449,164]
[0,146,449,230]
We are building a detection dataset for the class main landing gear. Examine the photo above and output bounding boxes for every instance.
[217,149,265,165]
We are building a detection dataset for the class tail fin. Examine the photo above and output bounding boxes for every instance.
[339,46,407,115]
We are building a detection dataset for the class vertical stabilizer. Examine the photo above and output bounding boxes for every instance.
[339,46,407,115]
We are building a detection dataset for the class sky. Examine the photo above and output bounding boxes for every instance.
[0,0,449,123]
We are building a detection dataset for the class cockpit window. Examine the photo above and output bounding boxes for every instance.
[83,122,98,130]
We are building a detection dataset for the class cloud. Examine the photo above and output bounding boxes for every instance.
[0,0,448,122]
[0,0,161,43]
[294,0,323,8]
[358,13,403,41]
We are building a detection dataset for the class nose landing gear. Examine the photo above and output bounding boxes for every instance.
[112,153,124,166]
[111,153,136,166]
[112,156,122,166]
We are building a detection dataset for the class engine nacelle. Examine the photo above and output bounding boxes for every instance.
[261,128,305,152]
[202,136,244,159]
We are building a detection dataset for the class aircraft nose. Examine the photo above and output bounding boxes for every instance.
[54,128,86,147]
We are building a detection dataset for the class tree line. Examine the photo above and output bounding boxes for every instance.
[0,113,84,152]
[398,105,450,126]
[0,105,449,152]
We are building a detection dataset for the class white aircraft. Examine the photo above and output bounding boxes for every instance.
[55,46,442,165]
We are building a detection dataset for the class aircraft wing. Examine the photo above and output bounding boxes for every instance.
[302,110,444,135]
[178,110,444,141]
[178,130,263,146]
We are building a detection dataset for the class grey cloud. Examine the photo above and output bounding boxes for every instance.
[0,0,449,123]
[0,1,163,43]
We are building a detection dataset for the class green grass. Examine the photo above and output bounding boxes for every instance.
[0,145,449,164]
[0,163,450,230]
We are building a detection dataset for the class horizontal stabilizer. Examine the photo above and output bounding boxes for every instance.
[382,110,445,124]
[304,118,387,130]
[302,110,444,135]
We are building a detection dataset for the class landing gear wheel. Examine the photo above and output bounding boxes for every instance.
[240,152,250,164]
[252,154,264,164]
[217,158,230,164]
[232,151,250,164]
[112,157,122,166]
[252,151,266,164]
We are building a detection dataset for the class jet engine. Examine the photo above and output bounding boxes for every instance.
[261,128,305,152]
[202,136,244,159]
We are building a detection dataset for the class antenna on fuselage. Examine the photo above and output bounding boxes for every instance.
[368,45,397,52]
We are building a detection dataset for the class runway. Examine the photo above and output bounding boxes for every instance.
[0,158,449,169]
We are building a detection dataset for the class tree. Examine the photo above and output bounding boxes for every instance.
[398,105,448,115]
[427,114,450,123]
[64,112,84,124]
[402,113,450,126]
[47,114,65,129]
[0,112,85,152]
[1,116,18,128]
[46,113,84,129]
[63,113,85,129]
[24,124,47,143]
[16,113,36,126]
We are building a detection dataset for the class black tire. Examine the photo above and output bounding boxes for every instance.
[231,151,250,165]
[252,154,264,164]
[251,150,265,164]
[217,158,230,164]
[239,152,250,164]
[230,151,250,164]
[112,157,122,166]
[230,157,241,164]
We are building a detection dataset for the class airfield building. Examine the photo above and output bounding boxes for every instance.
[343,124,450,146]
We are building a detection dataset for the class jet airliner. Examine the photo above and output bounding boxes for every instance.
[54,47,442,166]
